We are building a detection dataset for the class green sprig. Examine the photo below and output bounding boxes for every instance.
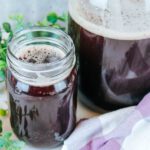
[38,12,67,31]
[0,132,25,150]
[0,22,13,82]
[0,120,25,150]
[0,109,7,116]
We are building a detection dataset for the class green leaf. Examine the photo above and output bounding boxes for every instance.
[9,14,24,23]
[0,47,7,60]
[0,131,25,149]
[58,13,68,22]
[0,59,6,80]
[0,30,2,42]
[1,40,7,49]
[57,16,65,22]
[0,60,6,70]
[47,12,58,24]
[8,31,13,41]
[0,120,2,133]
[3,132,12,140]
[3,22,12,33]
[0,47,3,54]
[51,23,62,29]
[37,18,49,27]
[63,13,68,21]
[0,138,5,148]
[0,109,7,116]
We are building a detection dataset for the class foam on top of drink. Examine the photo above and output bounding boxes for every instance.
[13,45,74,86]
[69,0,150,40]
[17,45,65,64]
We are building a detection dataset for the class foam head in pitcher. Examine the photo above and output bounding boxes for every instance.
[69,0,150,40]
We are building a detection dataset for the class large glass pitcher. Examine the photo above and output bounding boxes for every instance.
[68,0,150,111]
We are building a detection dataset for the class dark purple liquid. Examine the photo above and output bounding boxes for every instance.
[8,49,77,148]
[69,17,150,110]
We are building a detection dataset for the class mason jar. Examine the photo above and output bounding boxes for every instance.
[69,0,150,111]
[7,27,77,148]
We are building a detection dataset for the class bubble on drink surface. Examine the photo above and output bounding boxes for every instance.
[15,45,68,87]
[70,0,150,36]
[17,45,65,64]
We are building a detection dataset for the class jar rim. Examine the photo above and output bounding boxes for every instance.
[7,26,76,86]
[8,26,75,70]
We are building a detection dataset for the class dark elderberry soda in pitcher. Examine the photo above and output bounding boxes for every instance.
[69,0,150,111]
[7,27,77,148]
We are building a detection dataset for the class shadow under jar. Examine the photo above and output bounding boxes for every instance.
[69,0,150,111]
[7,27,77,148]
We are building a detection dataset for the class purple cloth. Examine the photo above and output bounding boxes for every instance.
[62,93,150,150]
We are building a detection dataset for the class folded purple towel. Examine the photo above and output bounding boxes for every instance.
[62,93,150,150]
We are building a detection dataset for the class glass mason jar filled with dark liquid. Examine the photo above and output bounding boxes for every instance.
[7,27,77,148]
[69,0,150,111]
